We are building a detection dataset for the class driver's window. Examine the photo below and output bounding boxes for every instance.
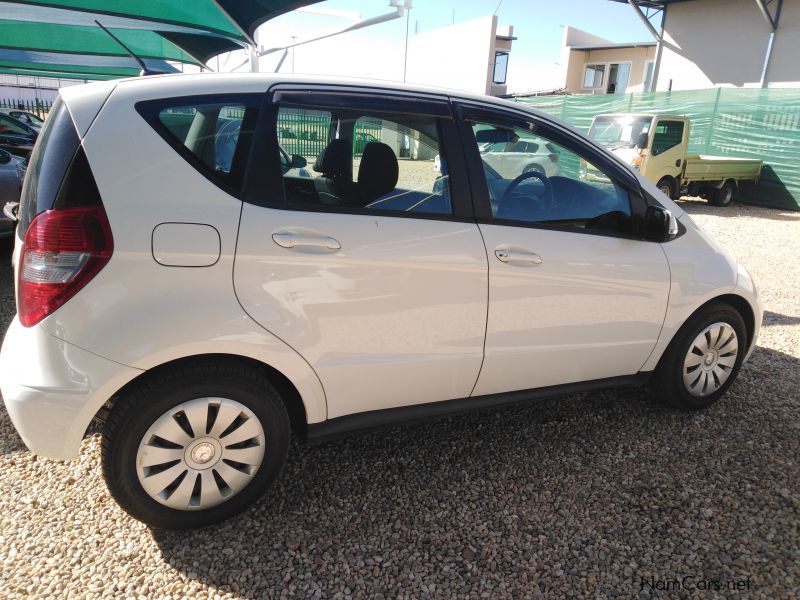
[471,122,631,232]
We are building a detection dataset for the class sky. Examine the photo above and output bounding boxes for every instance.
[211,0,652,93]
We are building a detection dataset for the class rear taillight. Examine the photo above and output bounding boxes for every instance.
[19,205,113,327]
[548,153,559,163]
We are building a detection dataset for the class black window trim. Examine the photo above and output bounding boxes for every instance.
[242,84,475,223]
[135,93,263,200]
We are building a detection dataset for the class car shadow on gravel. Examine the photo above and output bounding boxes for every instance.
[147,344,799,598]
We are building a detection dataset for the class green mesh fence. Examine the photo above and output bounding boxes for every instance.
[515,88,800,210]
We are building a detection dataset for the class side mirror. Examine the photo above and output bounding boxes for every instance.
[291,154,307,169]
[636,132,649,150]
[642,205,678,242]
[0,149,10,164]
[3,201,19,223]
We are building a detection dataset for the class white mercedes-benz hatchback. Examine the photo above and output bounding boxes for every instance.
[0,74,761,529]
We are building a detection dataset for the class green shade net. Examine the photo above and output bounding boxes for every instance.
[11,0,247,40]
[516,88,800,211]
[216,0,319,39]
[0,20,240,64]
[0,59,140,78]
[6,1,324,45]
[0,66,118,80]
[0,1,322,77]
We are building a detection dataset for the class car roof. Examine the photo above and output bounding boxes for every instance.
[67,72,530,114]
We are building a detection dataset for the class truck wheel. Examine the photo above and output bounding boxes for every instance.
[710,180,736,207]
[656,177,677,200]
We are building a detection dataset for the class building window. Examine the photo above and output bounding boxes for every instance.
[607,63,630,94]
[643,60,655,92]
[493,52,509,85]
[583,64,605,90]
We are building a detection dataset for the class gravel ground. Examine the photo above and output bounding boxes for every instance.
[0,199,798,599]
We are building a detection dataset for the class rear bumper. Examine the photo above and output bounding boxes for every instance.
[0,317,142,460]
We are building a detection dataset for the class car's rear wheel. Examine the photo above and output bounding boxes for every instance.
[523,163,544,175]
[650,302,747,410]
[102,360,290,529]
[709,180,736,207]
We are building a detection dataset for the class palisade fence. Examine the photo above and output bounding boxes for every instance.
[0,97,52,118]
[277,111,383,158]
[515,87,800,210]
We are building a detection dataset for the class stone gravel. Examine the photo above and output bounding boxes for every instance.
[0,198,798,599]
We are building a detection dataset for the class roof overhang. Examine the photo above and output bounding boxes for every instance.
[570,42,657,51]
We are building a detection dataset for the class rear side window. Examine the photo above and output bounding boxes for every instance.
[18,97,80,234]
[137,95,261,195]
[273,103,452,216]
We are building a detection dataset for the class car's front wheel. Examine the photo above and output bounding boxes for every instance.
[102,360,290,529]
[651,302,747,410]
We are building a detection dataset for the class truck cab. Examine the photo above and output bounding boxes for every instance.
[589,113,761,206]
[588,114,689,198]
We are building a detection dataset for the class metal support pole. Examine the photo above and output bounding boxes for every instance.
[628,0,662,40]
[627,1,665,92]
[753,0,782,87]
[249,45,259,73]
[402,4,411,82]
[753,0,776,29]
[760,31,775,88]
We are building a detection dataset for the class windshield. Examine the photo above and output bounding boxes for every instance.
[589,116,652,148]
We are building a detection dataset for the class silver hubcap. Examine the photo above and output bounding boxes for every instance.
[136,398,265,511]
[683,322,739,397]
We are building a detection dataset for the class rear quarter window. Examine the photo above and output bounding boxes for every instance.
[136,95,261,195]
[18,97,80,234]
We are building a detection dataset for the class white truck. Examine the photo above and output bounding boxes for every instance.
[588,114,763,206]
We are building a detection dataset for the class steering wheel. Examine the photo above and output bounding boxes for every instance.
[499,170,553,216]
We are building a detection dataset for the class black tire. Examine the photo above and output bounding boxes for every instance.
[102,359,290,529]
[650,301,747,410]
[709,180,735,207]
[656,176,677,200]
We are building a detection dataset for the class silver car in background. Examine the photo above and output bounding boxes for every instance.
[480,137,561,179]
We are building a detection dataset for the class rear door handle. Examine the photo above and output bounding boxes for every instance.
[272,232,341,250]
[495,248,543,265]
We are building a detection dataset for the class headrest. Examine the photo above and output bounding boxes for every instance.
[358,142,399,203]
[313,139,351,179]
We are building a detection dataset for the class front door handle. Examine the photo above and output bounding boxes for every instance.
[272,232,341,250]
[495,247,543,265]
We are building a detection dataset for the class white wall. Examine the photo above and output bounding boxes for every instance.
[0,74,81,104]
[559,26,614,91]
[405,15,497,95]
[657,0,800,90]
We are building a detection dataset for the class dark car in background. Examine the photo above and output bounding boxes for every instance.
[0,112,38,157]
[0,108,44,132]
[0,148,24,236]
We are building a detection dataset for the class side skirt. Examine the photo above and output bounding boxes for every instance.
[303,372,652,443]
